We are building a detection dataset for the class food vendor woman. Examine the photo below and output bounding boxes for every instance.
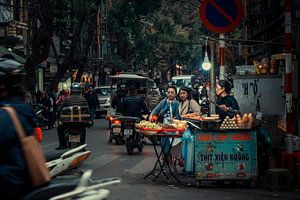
[215,79,240,120]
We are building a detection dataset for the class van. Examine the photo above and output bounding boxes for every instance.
[171,75,194,91]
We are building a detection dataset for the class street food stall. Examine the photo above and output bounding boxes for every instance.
[132,106,258,187]
[182,113,258,187]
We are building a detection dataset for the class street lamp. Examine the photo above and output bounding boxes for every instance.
[202,38,211,71]
[202,52,211,70]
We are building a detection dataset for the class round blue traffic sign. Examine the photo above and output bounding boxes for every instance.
[199,0,243,33]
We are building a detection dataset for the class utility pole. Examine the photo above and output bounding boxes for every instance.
[219,33,225,80]
[209,39,216,114]
[284,0,294,173]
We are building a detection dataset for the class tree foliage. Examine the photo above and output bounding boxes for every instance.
[108,0,205,77]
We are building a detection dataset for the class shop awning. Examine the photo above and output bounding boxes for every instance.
[0,45,26,63]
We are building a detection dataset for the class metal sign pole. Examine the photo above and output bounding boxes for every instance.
[219,33,225,80]
[209,40,216,114]
[285,0,294,174]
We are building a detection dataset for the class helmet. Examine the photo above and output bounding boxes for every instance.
[0,58,24,87]
[70,82,82,94]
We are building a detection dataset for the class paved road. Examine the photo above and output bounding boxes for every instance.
[42,118,300,200]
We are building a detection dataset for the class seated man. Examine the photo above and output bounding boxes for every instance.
[56,82,89,149]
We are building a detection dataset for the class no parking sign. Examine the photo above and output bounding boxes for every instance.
[199,0,243,33]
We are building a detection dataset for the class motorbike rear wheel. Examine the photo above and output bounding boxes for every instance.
[137,141,144,153]
[115,135,121,145]
[126,138,134,155]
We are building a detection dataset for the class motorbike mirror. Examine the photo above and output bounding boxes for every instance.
[61,144,88,159]
[108,116,113,121]
[77,170,93,188]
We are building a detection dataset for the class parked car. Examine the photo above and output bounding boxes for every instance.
[94,85,117,115]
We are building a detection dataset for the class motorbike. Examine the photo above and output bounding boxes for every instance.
[60,121,90,148]
[46,144,91,177]
[34,104,50,129]
[122,116,144,155]
[108,114,124,145]
[199,97,209,116]
[23,170,121,200]
[59,106,91,148]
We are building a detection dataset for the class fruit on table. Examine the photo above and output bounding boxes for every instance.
[135,120,161,129]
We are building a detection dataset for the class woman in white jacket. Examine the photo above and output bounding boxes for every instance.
[178,87,201,116]
[171,87,201,170]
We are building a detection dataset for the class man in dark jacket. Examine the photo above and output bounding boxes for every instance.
[0,58,36,199]
[121,86,149,118]
[56,82,89,149]
[111,84,126,113]
[84,85,100,122]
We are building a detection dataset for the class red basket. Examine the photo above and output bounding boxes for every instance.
[162,128,186,133]
[136,127,162,135]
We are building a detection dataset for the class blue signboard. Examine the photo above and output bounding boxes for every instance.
[194,130,257,180]
[199,0,243,33]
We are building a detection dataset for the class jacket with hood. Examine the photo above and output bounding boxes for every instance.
[145,90,162,111]
[0,97,36,197]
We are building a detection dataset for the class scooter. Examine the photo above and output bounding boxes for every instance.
[122,116,144,155]
[46,144,91,177]
[108,114,123,145]
[60,122,90,148]
[23,170,121,200]
[34,104,50,129]
[200,97,209,116]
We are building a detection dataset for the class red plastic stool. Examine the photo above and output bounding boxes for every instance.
[280,150,288,168]
[293,151,300,184]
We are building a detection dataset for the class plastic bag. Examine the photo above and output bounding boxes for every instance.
[181,128,194,173]
[34,127,43,143]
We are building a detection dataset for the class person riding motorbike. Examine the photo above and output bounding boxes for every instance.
[121,86,149,119]
[0,58,37,199]
[56,82,89,150]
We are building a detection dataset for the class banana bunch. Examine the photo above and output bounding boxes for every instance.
[136,120,161,129]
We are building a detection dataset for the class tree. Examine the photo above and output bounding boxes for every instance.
[24,0,54,93]
[24,0,102,93]
[108,0,205,81]
[49,0,101,91]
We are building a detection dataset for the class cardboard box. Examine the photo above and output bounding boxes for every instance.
[60,106,91,123]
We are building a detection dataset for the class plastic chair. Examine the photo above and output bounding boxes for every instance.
[267,168,292,192]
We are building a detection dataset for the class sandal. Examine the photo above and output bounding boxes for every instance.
[178,158,184,167]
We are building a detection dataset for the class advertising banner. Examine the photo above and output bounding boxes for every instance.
[195,130,257,180]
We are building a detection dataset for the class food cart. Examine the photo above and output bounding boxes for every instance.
[183,113,258,188]
[194,128,257,187]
